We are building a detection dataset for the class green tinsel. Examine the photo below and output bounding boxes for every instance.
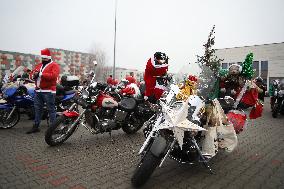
[241,53,254,79]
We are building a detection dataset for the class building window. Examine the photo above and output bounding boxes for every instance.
[261,61,268,70]
[261,60,268,79]
[253,61,259,77]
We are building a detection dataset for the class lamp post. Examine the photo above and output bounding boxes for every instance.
[113,0,117,79]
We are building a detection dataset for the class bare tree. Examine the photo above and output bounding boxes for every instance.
[89,44,108,82]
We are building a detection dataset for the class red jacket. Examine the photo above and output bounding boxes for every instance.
[31,61,60,93]
[107,77,114,85]
[125,75,136,84]
[144,57,168,97]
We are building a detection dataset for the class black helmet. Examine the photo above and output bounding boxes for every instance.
[255,77,263,83]
[154,52,167,61]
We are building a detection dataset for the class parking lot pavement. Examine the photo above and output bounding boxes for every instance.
[0,99,283,189]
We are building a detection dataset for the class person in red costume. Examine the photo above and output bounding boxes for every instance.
[107,75,114,86]
[125,72,137,84]
[26,48,60,134]
[144,52,169,103]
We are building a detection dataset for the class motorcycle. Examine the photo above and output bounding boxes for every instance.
[131,81,240,187]
[131,83,209,187]
[44,77,154,146]
[272,81,284,118]
[0,76,78,129]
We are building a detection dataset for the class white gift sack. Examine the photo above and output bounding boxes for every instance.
[217,123,238,152]
[201,126,218,158]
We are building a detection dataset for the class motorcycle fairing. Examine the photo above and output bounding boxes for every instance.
[13,95,34,107]
[0,103,13,109]
[3,86,17,97]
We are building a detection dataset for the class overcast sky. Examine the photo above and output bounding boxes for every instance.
[1,0,284,74]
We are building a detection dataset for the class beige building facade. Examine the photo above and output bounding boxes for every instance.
[215,42,284,88]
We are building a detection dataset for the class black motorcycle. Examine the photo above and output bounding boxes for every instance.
[45,80,154,146]
[272,83,284,118]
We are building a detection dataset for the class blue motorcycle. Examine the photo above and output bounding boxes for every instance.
[0,79,77,129]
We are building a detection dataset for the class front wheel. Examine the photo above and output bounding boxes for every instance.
[0,108,20,129]
[272,102,278,118]
[131,151,162,187]
[45,115,78,146]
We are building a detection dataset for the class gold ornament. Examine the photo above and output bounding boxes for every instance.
[176,80,197,101]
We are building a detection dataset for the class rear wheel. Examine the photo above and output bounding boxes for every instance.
[45,115,78,146]
[131,150,162,187]
[122,113,144,134]
[0,108,20,129]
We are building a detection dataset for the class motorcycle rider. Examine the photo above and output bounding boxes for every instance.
[254,77,266,103]
[26,48,60,134]
[144,52,169,103]
[125,72,137,84]
[107,75,115,86]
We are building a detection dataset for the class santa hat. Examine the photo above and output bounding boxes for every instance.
[229,64,242,72]
[41,48,52,59]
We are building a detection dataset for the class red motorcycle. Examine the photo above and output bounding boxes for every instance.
[45,80,154,146]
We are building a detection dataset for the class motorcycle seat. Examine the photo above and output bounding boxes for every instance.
[118,97,136,112]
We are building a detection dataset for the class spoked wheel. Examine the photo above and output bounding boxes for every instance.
[45,115,78,146]
[0,108,20,129]
[122,113,144,134]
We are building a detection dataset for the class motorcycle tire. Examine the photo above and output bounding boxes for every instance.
[272,104,278,118]
[121,114,143,134]
[131,150,162,187]
[0,109,20,129]
[45,115,78,146]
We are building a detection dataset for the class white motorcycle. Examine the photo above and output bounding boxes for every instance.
[131,80,239,187]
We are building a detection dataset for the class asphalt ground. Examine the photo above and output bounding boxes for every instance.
[0,98,283,189]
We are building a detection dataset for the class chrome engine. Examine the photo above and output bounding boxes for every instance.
[114,109,128,122]
[85,108,128,132]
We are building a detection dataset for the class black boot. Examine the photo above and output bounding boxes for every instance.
[26,124,40,134]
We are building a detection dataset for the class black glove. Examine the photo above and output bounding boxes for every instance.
[33,72,39,80]
[166,75,172,82]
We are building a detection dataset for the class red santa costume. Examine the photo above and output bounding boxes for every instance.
[30,49,60,93]
[144,55,168,101]
[107,76,114,86]
[125,75,137,84]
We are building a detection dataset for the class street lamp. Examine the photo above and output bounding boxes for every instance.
[113,0,117,79]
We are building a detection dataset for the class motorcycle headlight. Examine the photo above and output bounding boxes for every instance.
[91,95,97,102]
[82,89,89,99]
[90,82,97,88]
